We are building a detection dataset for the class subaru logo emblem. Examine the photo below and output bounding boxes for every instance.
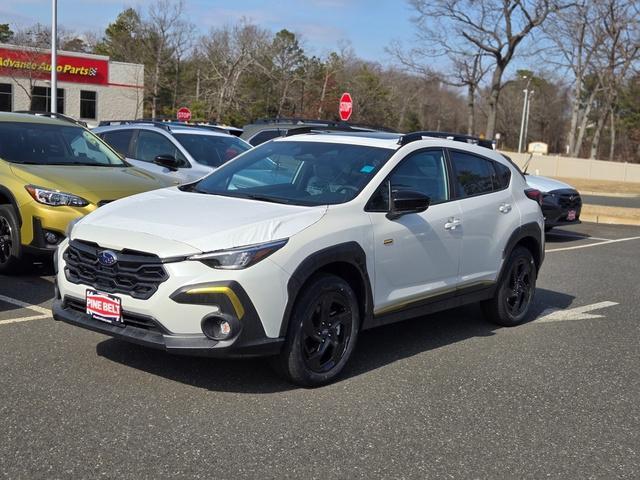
[98,250,118,266]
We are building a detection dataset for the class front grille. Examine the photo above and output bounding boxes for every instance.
[558,192,582,209]
[63,240,168,300]
[64,297,165,333]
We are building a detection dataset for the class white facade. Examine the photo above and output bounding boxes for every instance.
[0,43,144,126]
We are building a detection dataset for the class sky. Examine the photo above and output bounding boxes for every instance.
[0,0,418,63]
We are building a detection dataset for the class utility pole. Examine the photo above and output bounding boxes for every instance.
[50,0,58,113]
[517,75,533,153]
[196,69,200,101]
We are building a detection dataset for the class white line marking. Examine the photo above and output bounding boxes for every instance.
[536,301,619,323]
[0,294,51,315]
[546,236,640,252]
[0,314,50,325]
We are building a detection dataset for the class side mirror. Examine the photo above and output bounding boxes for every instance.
[386,189,430,220]
[153,154,180,171]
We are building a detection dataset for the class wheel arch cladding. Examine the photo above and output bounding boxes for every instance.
[0,186,22,227]
[503,221,543,272]
[279,242,373,337]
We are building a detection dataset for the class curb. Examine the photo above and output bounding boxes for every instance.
[579,191,640,198]
[580,204,640,227]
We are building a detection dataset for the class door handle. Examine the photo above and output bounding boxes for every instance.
[444,218,461,230]
[499,203,512,213]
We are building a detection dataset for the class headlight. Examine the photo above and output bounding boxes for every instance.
[189,239,288,270]
[25,185,89,207]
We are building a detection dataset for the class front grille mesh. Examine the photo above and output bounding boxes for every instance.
[558,192,582,209]
[64,297,164,333]
[63,240,168,300]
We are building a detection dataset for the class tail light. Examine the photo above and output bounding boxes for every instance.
[524,188,542,205]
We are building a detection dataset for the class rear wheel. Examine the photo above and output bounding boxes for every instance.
[482,246,536,327]
[274,274,359,387]
[0,205,22,274]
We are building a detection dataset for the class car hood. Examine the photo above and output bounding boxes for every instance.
[72,188,328,256]
[525,175,576,193]
[10,164,174,201]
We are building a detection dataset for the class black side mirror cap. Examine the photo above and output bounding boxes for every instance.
[386,189,430,220]
[153,154,180,171]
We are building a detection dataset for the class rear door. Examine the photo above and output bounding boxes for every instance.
[129,130,197,183]
[448,149,520,288]
[367,148,463,314]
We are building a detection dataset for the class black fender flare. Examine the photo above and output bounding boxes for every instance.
[278,241,374,337]
[501,221,544,276]
[0,186,22,227]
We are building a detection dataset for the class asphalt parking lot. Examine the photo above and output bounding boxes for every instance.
[1,222,639,479]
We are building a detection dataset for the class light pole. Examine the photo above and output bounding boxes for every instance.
[523,90,534,152]
[50,0,58,113]
[517,75,533,153]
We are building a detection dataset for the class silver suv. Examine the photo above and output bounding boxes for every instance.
[94,121,252,183]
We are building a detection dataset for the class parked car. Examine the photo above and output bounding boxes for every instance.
[53,129,544,387]
[525,175,582,232]
[503,153,582,232]
[94,121,252,183]
[0,112,176,273]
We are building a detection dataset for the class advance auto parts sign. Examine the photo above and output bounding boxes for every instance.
[0,47,109,85]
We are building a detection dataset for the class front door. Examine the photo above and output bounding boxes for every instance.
[367,148,462,315]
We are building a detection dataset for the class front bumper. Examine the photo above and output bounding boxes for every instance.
[52,296,284,358]
[541,191,582,228]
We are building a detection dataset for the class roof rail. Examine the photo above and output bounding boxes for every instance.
[14,110,88,128]
[399,131,495,149]
[252,117,340,126]
[97,119,171,131]
[284,125,376,137]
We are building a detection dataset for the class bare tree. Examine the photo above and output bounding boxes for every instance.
[410,0,565,138]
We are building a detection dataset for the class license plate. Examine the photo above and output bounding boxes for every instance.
[567,209,577,221]
[86,289,123,324]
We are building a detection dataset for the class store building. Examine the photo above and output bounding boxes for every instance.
[0,43,144,125]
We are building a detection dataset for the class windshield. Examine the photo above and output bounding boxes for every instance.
[0,122,127,166]
[189,140,394,206]
[173,133,251,167]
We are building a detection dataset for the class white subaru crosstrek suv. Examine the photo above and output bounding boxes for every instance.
[53,130,545,387]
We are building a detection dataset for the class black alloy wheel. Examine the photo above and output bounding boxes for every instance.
[301,291,353,374]
[274,273,360,387]
[504,256,534,318]
[482,246,536,327]
[0,216,12,265]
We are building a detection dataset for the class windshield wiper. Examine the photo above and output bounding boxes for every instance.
[243,194,294,204]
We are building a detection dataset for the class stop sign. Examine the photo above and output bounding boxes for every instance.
[177,107,191,122]
[339,92,353,121]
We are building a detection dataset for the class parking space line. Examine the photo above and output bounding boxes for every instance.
[0,294,51,316]
[546,236,640,253]
[0,314,50,325]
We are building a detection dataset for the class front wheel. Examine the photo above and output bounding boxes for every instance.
[274,274,360,387]
[482,246,536,327]
[0,205,22,274]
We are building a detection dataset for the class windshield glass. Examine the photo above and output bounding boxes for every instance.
[0,122,127,166]
[190,140,394,206]
[173,133,251,167]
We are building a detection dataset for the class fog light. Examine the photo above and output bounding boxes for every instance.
[201,313,239,341]
[44,231,60,245]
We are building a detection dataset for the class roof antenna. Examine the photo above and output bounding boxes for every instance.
[523,153,533,174]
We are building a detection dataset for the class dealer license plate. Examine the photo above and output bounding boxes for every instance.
[86,289,123,325]
[567,209,577,221]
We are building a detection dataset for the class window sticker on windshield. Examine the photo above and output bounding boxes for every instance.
[360,165,375,173]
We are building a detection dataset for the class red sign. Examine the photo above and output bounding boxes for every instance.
[339,92,353,121]
[86,290,122,324]
[0,47,109,85]
[177,107,192,122]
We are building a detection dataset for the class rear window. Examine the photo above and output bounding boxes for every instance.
[100,129,133,157]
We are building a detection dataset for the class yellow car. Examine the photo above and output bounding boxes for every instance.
[0,112,176,273]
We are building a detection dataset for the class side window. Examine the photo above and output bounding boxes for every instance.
[100,130,134,157]
[493,161,511,189]
[450,151,495,198]
[366,149,449,211]
[134,130,188,166]
[249,129,282,146]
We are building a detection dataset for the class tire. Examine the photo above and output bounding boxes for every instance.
[0,205,22,274]
[482,246,536,327]
[273,274,360,387]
